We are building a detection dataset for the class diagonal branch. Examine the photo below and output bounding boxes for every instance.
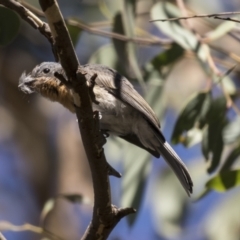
[37,0,134,239]
[0,0,135,239]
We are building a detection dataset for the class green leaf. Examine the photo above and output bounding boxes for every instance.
[206,170,240,192]
[121,0,145,87]
[202,97,227,173]
[198,92,212,128]
[66,21,82,46]
[206,96,227,122]
[203,122,224,173]
[151,43,184,68]
[0,6,20,46]
[112,12,129,75]
[151,2,236,96]
[150,2,208,63]
[171,92,211,144]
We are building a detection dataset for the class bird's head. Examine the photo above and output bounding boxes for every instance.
[19,62,75,112]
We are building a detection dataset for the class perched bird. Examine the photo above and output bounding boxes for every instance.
[19,62,193,195]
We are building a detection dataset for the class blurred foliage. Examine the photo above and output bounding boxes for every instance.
[206,169,240,191]
[66,22,82,47]
[0,0,240,239]
[0,6,20,46]
[151,43,184,68]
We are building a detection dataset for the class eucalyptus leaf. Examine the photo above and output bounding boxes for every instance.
[0,6,20,46]
[202,97,227,173]
[206,169,240,192]
[206,96,227,122]
[205,21,236,42]
[171,92,211,144]
[150,1,237,96]
[121,0,144,86]
[112,12,129,76]
[150,2,208,63]
[151,43,184,68]
[204,122,224,173]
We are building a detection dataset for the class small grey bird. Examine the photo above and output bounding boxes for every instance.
[19,62,193,195]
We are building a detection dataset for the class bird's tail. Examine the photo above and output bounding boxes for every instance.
[156,137,193,196]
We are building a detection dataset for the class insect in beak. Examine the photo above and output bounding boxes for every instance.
[18,72,36,94]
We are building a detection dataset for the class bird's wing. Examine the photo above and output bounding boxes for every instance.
[119,134,160,158]
[83,64,161,131]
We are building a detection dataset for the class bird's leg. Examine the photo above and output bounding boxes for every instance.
[101,129,110,138]
[93,111,107,148]
[87,73,99,105]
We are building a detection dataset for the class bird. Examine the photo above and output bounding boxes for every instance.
[18,62,193,196]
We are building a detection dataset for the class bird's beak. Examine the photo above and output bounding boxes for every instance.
[18,72,36,94]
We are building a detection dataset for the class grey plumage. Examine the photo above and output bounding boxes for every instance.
[19,62,193,195]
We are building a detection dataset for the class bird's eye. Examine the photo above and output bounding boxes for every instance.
[43,68,50,74]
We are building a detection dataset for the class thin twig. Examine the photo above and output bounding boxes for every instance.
[17,0,172,46]
[150,11,240,22]
[214,16,240,23]
[67,19,172,46]
[0,221,63,240]
[17,0,44,16]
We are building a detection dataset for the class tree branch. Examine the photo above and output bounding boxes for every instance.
[150,11,240,22]
[18,0,173,46]
[1,0,134,238]
[66,19,172,46]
